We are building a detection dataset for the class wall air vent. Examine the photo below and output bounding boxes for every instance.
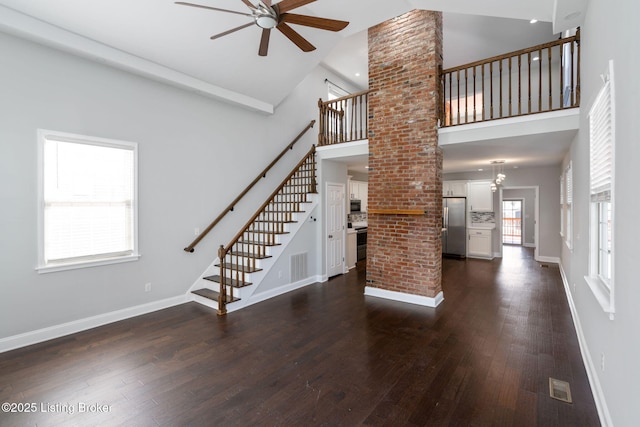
[290,252,308,282]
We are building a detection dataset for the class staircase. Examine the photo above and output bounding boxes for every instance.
[189,145,318,315]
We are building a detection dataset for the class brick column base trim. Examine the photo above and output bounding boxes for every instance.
[364,286,444,307]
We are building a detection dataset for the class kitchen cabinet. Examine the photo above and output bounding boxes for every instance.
[467,181,493,211]
[349,180,368,211]
[346,230,357,269]
[443,180,467,197]
[468,229,492,258]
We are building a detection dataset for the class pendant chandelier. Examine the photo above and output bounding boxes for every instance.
[490,160,506,192]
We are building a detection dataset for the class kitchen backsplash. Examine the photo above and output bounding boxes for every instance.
[470,211,495,224]
[349,212,368,223]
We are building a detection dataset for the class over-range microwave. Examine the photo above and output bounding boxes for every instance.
[350,199,361,212]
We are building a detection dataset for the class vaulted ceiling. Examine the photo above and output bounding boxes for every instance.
[0,0,585,113]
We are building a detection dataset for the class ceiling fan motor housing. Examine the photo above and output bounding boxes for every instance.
[254,3,278,29]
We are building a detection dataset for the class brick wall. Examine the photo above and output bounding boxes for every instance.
[366,10,443,298]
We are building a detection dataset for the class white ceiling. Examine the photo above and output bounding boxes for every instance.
[0,0,586,172]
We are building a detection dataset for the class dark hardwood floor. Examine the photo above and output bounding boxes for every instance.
[0,246,599,426]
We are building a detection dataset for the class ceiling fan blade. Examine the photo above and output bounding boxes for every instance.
[210,22,254,40]
[259,28,271,56]
[175,2,252,17]
[274,0,316,14]
[240,0,257,10]
[276,22,315,52]
[281,13,349,32]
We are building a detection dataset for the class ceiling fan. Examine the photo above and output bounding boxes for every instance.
[175,0,349,56]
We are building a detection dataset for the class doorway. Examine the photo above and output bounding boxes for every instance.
[502,199,523,245]
[499,186,539,261]
[326,182,346,278]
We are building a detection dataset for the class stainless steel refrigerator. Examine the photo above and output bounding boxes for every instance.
[442,197,467,257]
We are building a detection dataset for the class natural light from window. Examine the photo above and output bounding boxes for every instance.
[38,130,139,272]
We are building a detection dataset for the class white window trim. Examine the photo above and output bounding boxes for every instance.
[583,60,615,319]
[559,174,565,237]
[585,203,614,319]
[36,129,140,273]
[564,161,573,250]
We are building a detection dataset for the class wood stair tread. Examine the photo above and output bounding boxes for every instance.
[237,239,281,246]
[203,275,252,288]
[254,220,297,224]
[213,263,262,273]
[227,251,272,259]
[192,288,240,303]
[245,230,289,235]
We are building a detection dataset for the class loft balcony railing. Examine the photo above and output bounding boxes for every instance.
[441,29,580,127]
[317,30,581,143]
[318,90,370,146]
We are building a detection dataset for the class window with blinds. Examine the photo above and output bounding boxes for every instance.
[589,62,614,203]
[585,60,615,318]
[37,130,139,272]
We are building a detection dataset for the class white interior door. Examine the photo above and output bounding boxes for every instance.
[327,183,345,277]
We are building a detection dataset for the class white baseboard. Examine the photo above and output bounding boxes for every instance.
[536,255,560,264]
[364,287,444,308]
[0,295,187,353]
[227,275,323,313]
[559,263,612,426]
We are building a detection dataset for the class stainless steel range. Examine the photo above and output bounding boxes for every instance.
[355,226,367,261]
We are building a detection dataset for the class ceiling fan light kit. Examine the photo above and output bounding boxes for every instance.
[176,0,349,56]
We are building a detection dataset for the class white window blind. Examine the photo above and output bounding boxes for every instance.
[589,60,615,202]
[40,131,138,269]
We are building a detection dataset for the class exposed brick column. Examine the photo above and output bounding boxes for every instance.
[366,10,443,301]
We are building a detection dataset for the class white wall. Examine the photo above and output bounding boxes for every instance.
[0,31,340,341]
[444,165,560,259]
[560,0,640,425]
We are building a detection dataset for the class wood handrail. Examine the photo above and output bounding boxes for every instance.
[216,145,317,314]
[184,120,315,252]
[319,89,371,106]
[442,29,580,127]
[443,34,578,74]
[223,145,317,253]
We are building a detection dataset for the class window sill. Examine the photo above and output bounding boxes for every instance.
[36,254,140,274]
[584,275,615,320]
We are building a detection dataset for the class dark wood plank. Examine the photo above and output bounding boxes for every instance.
[0,247,599,426]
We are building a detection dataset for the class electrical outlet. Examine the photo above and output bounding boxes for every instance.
[145,282,152,292]
[194,228,200,236]
[600,353,605,372]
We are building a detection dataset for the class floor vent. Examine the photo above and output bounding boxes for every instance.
[290,252,308,282]
[549,377,573,403]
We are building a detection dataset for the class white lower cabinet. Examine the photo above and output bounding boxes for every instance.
[468,229,492,258]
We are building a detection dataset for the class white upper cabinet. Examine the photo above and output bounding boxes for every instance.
[350,180,368,211]
[467,181,493,211]
[443,180,467,197]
